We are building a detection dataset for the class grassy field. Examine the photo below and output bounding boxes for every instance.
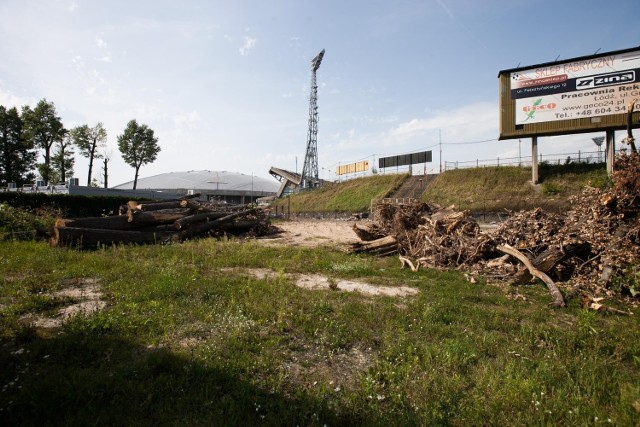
[1,238,639,425]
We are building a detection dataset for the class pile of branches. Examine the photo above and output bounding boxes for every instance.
[350,152,640,308]
[351,201,493,267]
[51,197,277,248]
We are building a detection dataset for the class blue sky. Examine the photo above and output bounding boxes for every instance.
[1,0,639,186]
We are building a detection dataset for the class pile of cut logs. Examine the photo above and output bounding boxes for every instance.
[51,197,275,247]
[350,151,640,309]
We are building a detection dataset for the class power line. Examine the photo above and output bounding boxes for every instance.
[442,138,498,145]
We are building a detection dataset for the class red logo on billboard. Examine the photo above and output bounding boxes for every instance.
[522,103,556,112]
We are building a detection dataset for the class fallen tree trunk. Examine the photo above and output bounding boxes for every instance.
[173,208,259,241]
[127,208,193,225]
[497,244,565,307]
[174,211,229,230]
[52,227,175,247]
[351,223,385,241]
[55,216,134,231]
[349,235,398,255]
[131,200,186,211]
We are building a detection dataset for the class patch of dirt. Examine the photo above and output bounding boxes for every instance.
[221,267,419,297]
[257,219,361,248]
[23,278,106,329]
[281,342,375,392]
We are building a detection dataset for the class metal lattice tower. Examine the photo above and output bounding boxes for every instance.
[300,49,324,189]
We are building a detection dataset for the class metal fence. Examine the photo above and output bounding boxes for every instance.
[444,149,608,171]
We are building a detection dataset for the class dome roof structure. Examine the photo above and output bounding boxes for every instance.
[113,170,278,203]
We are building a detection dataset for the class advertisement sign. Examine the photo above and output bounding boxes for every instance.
[336,160,369,176]
[378,151,432,169]
[511,49,640,124]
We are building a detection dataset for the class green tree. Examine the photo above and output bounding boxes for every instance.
[0,106,36,187]
[51,135,75,183]
[70,123,107,186]
[22,99,66,185]
[117,119,160,189]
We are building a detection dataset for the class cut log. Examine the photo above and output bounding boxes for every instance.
[497,244,565,307]
[351,223,385,241]
[132,201,186,211]
[173,208,259,241]
[349,235,398,254]
[127,208,193,225]
[174,211,229,230]
[52,227,175,247]
[55,216,134,231]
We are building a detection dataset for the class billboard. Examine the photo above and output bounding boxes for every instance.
[379,151,432,169]
[498,46,640,139]
[511,49,640,125]
[336,160,369,176]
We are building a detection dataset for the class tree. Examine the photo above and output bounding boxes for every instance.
[70,123,107,186]
[117,119,160,189]
[51,135,75,183]
[22,99,66,185]
[0,106,36,186]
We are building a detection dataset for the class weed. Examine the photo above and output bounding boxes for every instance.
[541,181,563,195]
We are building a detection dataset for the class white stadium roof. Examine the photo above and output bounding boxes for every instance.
[113,170,279,194]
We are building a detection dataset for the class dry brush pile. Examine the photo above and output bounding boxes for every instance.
[351,152,640,310]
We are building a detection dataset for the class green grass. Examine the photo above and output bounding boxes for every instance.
[1,239,639,425]
[274,173,408,213]
[422,164,610,212]
[271,163,608,214]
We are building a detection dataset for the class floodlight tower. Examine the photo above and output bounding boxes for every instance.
[300,49,325,189]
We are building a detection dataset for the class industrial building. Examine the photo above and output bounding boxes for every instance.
[112,170,279,204]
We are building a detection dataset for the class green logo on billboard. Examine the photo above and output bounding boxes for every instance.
[523,98,543,122]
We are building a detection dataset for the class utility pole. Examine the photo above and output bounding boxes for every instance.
[102,157,109,188]
[519,139,522,166]
[439,129,442,173]
[300,49,324,189]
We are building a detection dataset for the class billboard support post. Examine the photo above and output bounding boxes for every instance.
[532,137,539,184]
[606,130,615,176]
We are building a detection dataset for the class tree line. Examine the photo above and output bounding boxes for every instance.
[0,98,160,190]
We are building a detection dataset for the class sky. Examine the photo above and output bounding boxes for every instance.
[0,0,639,186]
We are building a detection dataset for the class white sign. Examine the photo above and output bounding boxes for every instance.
[511,50,640,125]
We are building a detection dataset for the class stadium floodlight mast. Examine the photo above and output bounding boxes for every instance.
[300,49,325,189]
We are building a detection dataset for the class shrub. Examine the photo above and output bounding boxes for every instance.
[0,203,56,241]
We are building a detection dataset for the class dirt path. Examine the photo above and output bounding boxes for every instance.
[258,219,362,248]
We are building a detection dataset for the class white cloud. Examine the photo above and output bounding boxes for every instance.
[174,110,201,128]
[239,36,257,56]
[0,88,28,109]
[96,37,107,49]
[386,102,498,146]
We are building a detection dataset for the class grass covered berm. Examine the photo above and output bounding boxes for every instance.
[275,173,408,213]
[273,163,609,214]
[422,163,609,212]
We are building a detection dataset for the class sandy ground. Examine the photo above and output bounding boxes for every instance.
[259,218,498,248]
[258,219,362,248]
